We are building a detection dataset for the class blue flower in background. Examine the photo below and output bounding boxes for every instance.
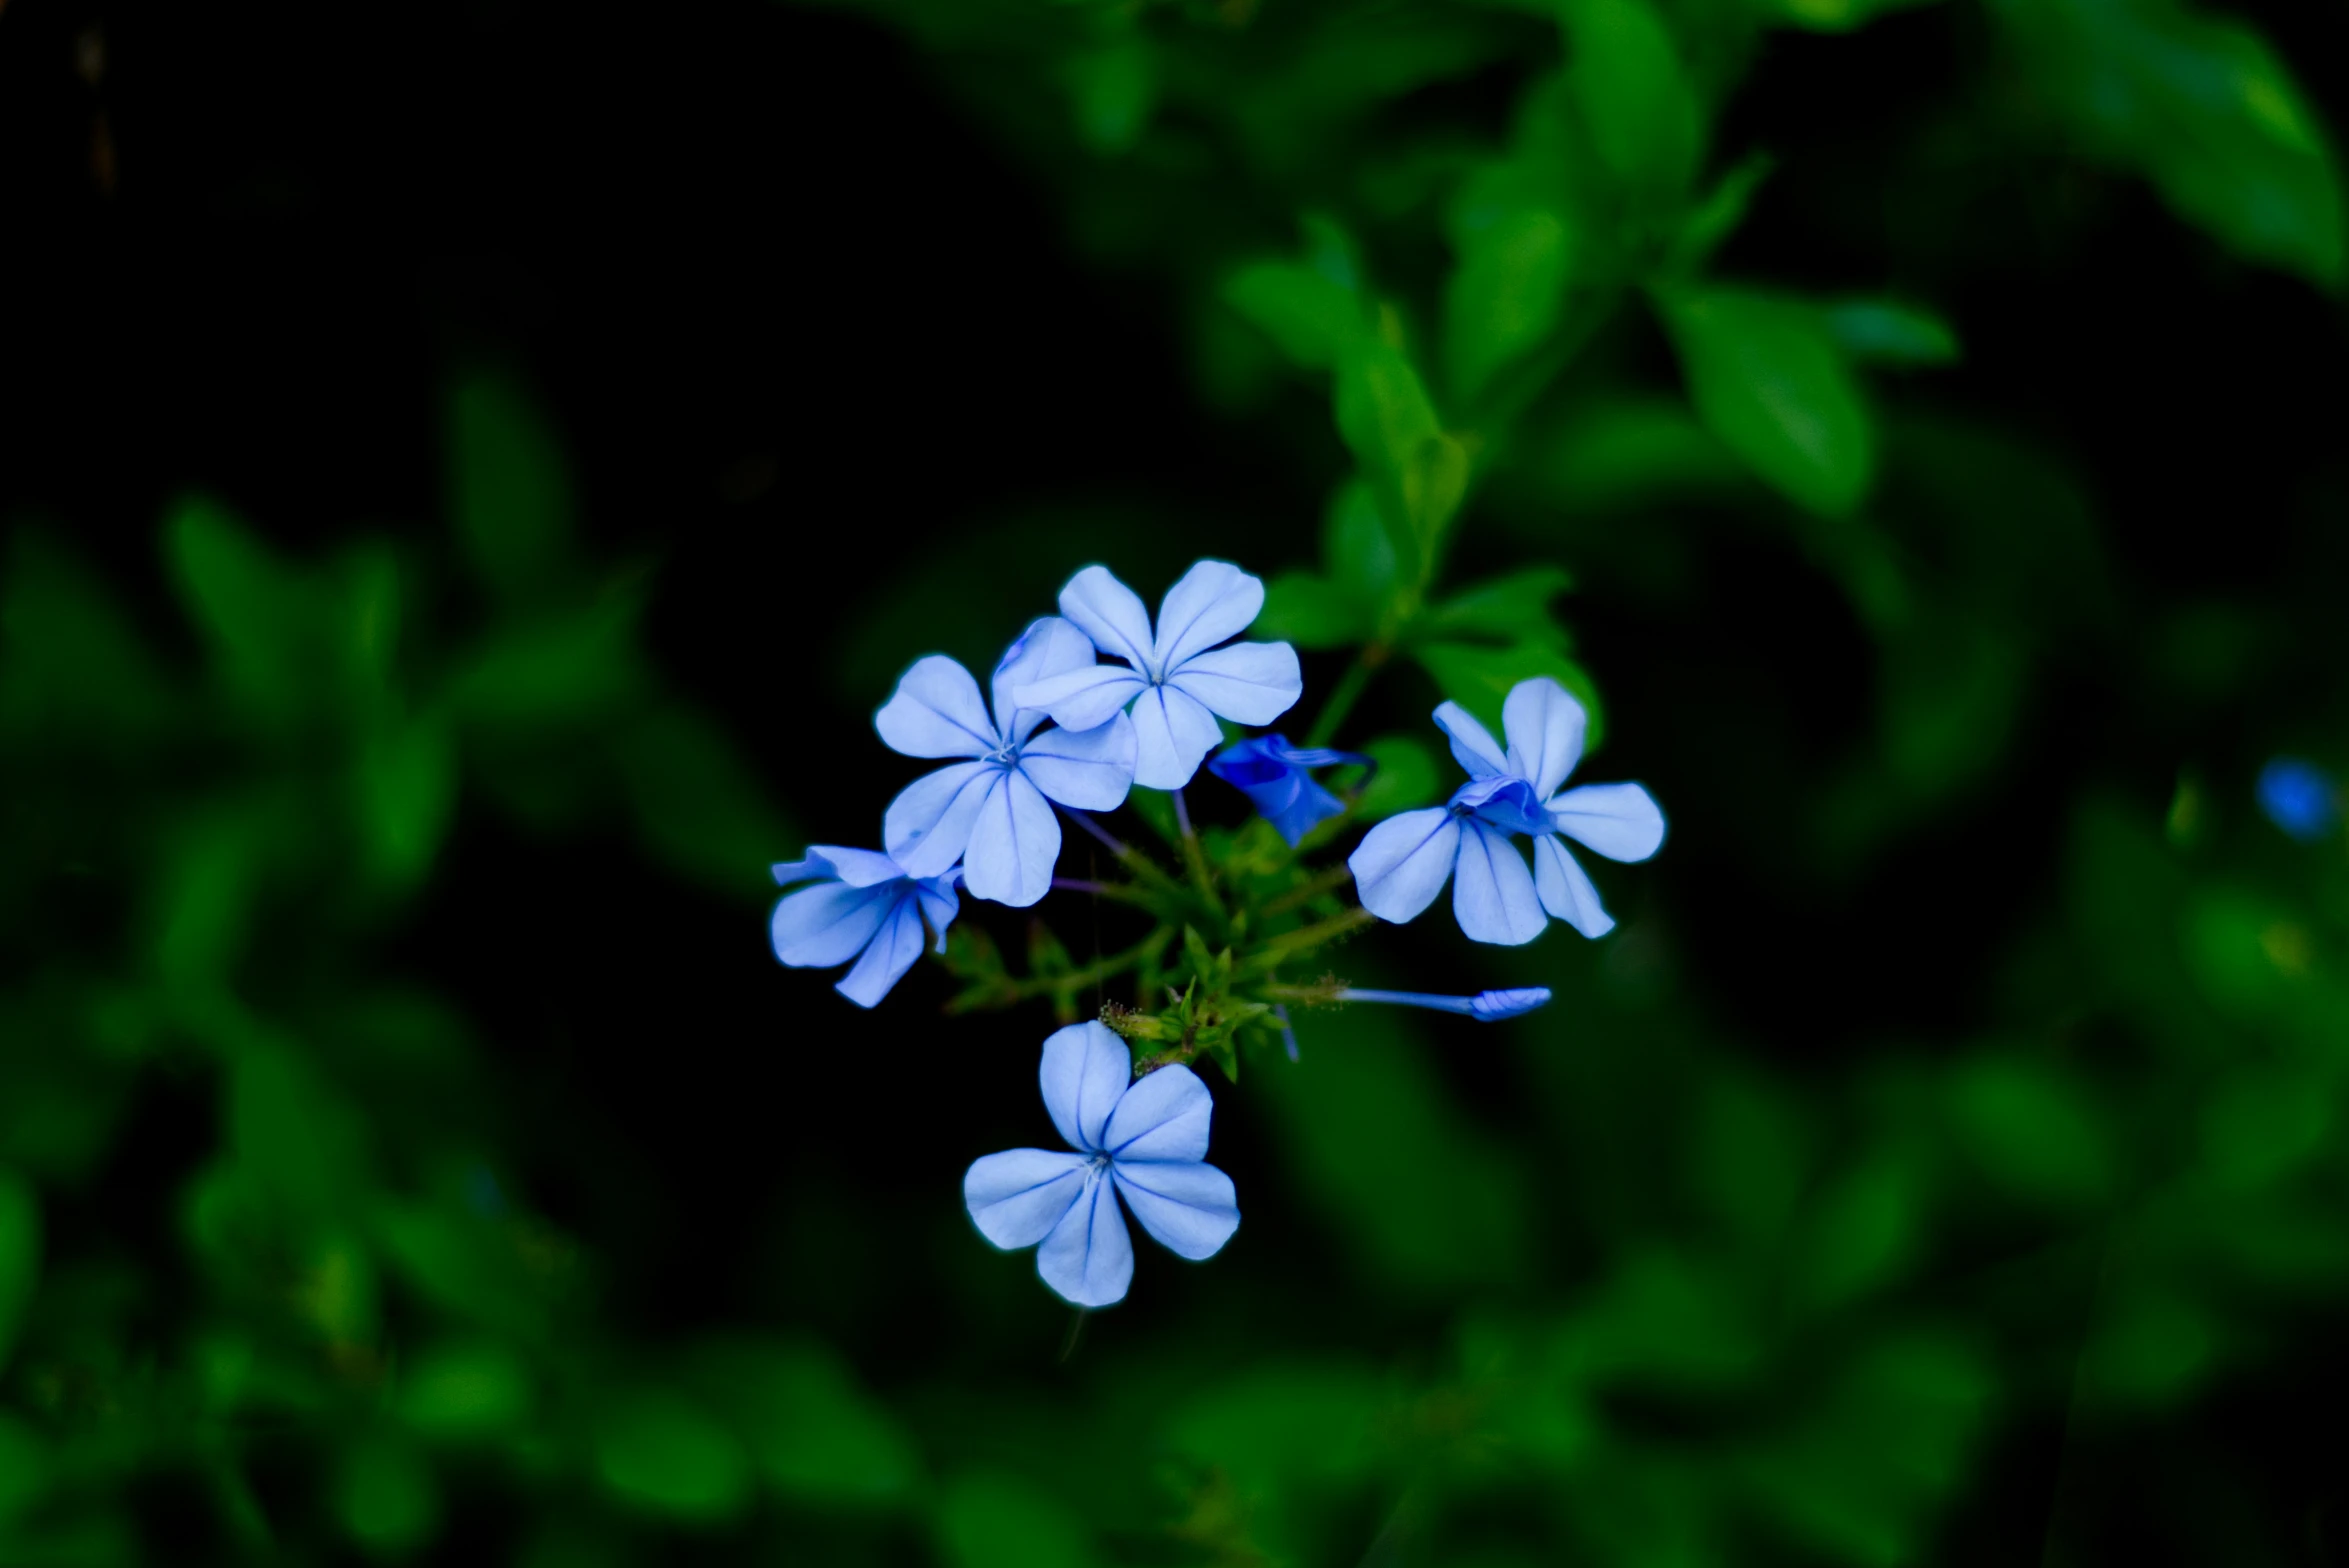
[2257,757,2338,842]
[770,847,960,1008]
[963,1021,1240,1308]
[1349,677,1664,944]
[878,617,1138,908]
[1207,734,1371,845]
[1016,561,1304,790]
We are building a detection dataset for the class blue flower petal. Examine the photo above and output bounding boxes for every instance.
[1167,641,1303,726]
[1452,820,1546,945]
[1432,701,1508,779]
[1057,566,1157,673]
[1350,807,1462,924]
[1451,775,1552,837]
[1015,663,1150,734]
[875,654,997,759]
[960,767,1059,907]
[1018,712,1137,811]
[1501,677,1588,800]
[1130,683,1226,790]
[834,892,929,1007]
[1549,782,1666,862]
[802,845,912,888]
[1037,1166,1133,1307]
[1468,987,1552,1021]
[770,854,830,887]
[1152,560,1263,671]
[884,761,1001,879]
[1100,1064,1211,1163]
[769,879,897,968]
[1534,832,1613,938]
[1111,1160,1239,1261]
[964,1148,1089,1249]
[1040,1022,1130,1153]
[991,616,1098,747]
[914,876,960,953]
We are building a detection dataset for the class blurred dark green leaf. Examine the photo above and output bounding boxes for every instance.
[1414,639,1605,752]
[594,1388,753,1523]
[1658,286,1876,518]
[447,371,576,605]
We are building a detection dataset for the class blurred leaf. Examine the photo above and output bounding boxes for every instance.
[936,1472,1095,1568]
[1064,39,1154,154]
[1414,639,1605,753]
[231,1047,366,1225]
[1355,733,1442,817]
[1667,153,1774,276]
[2085,1289,2216,1404]
[1686,1072,1810,1245]
[1324,477,1400,607]
[447,371,574,605]
[1222,263,1364,372]
[399,1339,533,1440]
[1446,202,1577,401]
[1163,1364,1383,1484]
[1755,0,1945,33]
[1562,0,1703,206]
[594,1388,752,1523]
[151,806,268,989]
[2201,1068,2331,1190]
[1419,566,1574,648]
[164,495,318,722]
[1823,299,1961,366]
[1334,337,1465,582]
[1256,571,1370,649]
[1574,1250,1764,1387]
[0,1171,40,1375]
[1262,1005,1529,1290]
[1658,287,1876,517]
[1529,397,1748,514]
[450,600,647,728]
[1945,1056,2114,1208]
[355,716,459,889]
[686,1336,919,1506]
[336,1434,441,1553]
[1993,0,2345,287]
[1788,1146,1926,1312]
[611,708,790,898]
[0,1415,49,1530]
[0,532,170,746]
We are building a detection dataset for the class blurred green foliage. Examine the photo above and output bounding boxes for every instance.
[4,0,2348,1560]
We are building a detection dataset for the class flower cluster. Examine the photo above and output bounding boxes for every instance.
[768,558,1666,1307]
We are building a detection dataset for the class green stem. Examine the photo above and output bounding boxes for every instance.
[1260,863,1356,917]
[1242,905,1376,971]
[944,926,1172,1013]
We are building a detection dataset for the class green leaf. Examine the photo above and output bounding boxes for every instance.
[1992,0,2345,287]
[355,716,459,889]
[1945,1056,2114,1207]
[0,532,170,745]
[1324,477,1400,606]
[1665,153,1774,276]
[1420,566,1575,648]
[1222,263,1365,371]
[399,1339,534,1439]
[595,1388,752,1522]
[1255,571,1371,649]
[1657,286,1876,517]
[1823,299,1961,365]
[0,1171,39,1375]
[1445,202,1577,400]
[0,1414,49,1530]
[1355,735,1443,818]
[1064,39,1155,155]
[1414,639,1606,752]
[163,495,318,722]
[447,371,575,604]
[1755,0,1945,33]
[1532,397,1748,514]
[1562,0,1703,206]
[450,601,647,727]
[336,1435,442,1552]
[611,708,792,899]
[936,1472,1096,1568]
[686,1336,920,1506]
[1334,336,1466,581]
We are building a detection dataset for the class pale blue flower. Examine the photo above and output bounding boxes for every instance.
[963,1021,1240,1308]
[1339,986,1552,1021]
[878,617,1138,908]
[1207,734,1370,845]
[2257,757,2338,842]
[770,847,959,1008]
[1348,677,1664,944]
[1016,561,1303,790]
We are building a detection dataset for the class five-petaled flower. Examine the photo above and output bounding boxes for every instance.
[963,1022,1241,1308]
[878,617,1138,908]
[1349,677,1664,943]
[1017,561,1304,790]
[1207,734,1369,846]
[769,847,960,1008]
